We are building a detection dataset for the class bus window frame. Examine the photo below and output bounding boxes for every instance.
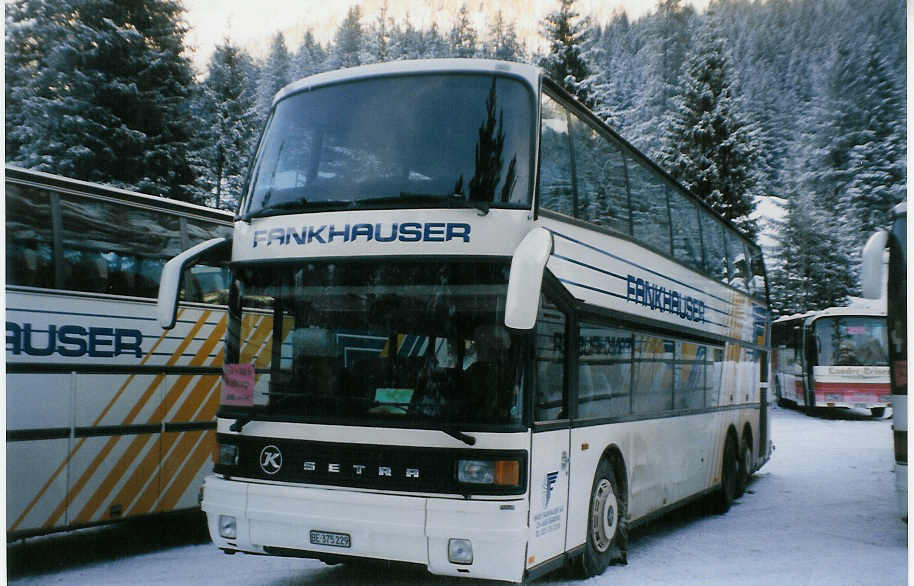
[238,70,540,219]
[536,79,770,307]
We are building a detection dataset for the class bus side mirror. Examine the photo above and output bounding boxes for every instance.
[505,227,553,330]
[157,237,231,329]
[860,230,888,299]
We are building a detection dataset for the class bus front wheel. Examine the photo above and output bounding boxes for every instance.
[871,407,886,418]
[581,458,627,577]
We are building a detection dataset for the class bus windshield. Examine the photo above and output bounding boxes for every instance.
[224,260,525,428]
[243,74,534,218]
[814,316,888,367]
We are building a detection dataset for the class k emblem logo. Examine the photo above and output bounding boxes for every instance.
[260,445,283,475]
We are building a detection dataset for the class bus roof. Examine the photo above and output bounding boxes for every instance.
[274,58,541,107]
[774,298,886,326]
[6,165,234,223]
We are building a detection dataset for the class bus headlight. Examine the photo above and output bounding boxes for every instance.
[219,443,239,466]
[219,515,237,539]
[448,538,473,564]
[456,459,520,486]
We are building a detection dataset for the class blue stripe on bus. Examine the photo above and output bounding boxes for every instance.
[558,277,728,330]
[546,229,731,305]
[6,307,158,322]
[549,252,729,318]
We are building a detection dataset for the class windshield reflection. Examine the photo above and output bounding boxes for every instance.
[242,74,534,218]
[815,317,888,367]
[224,261,526,428]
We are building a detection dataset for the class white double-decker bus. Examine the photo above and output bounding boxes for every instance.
[158,60,772,582]
[6,166,232,538]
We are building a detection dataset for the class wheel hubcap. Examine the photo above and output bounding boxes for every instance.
[591,478,618,553]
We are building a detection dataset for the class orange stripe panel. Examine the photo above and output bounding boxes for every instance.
[85,314,226,521]
[159,430,216,512]
[11,309,189,531]
[74,433,157,523]
[156,370,224,512]
[41,311,211,529]
[133,374,221,515]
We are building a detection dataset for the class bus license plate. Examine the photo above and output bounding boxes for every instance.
[310,530,351,548]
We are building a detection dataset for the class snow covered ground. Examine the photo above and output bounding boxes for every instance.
[7,405,908,585]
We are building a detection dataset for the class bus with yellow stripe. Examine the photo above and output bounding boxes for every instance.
[5,166,233,538]
[157,59,772,582]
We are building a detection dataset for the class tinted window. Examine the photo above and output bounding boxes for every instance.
[228,261,525,426]
[245,74,534,216]
[535,297,567,421]
[632,334,674,413]
[6,183,55,288]
[578,322,631,419]
[701,214,729,284]
[59,195,183,297]
[724,228,748,293]
[676,341,708,410]
[629,160,671,255]
[539,94,573,216]
[569,114,631,234]
[708,347,725,407]
[746,244,767,299]
[670,190,704,271]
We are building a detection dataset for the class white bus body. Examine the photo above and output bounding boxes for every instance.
[158,59,772,582]
[6,167,233,537]
[861,202,906,521]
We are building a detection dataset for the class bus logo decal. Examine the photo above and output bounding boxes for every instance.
[545,471,559,507]
[252,222,472,248]
[625,275,706,323]
[260,445,283,475]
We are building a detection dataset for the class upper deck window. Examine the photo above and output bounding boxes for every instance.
[243,73,535,218]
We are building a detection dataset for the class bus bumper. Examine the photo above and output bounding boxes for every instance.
[201,475,528,582]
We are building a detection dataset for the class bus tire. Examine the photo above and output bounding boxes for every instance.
[715,434,739,514]
[736,433,752,498]
[871,407,886,418]
[581,458,627,577]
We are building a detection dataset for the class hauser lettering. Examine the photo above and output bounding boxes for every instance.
[6,322,143,358]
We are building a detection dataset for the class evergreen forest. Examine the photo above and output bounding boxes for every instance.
[4,0,906,316]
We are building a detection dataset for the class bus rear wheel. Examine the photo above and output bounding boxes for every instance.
[715,434,739,514]
[581,458,627,577]
[737,436,752,498]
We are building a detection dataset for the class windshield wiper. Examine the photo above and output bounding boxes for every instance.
[442,427,476,446]
[229,417,251,432]
[242,199,354,221]
[353,192,468,207]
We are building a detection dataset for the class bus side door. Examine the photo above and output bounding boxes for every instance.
[527,302,571,570]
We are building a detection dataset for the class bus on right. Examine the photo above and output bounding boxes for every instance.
[861,201,906,522]
[772,302,890,417]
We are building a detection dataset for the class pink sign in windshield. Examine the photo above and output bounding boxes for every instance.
[221,363,255,406]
